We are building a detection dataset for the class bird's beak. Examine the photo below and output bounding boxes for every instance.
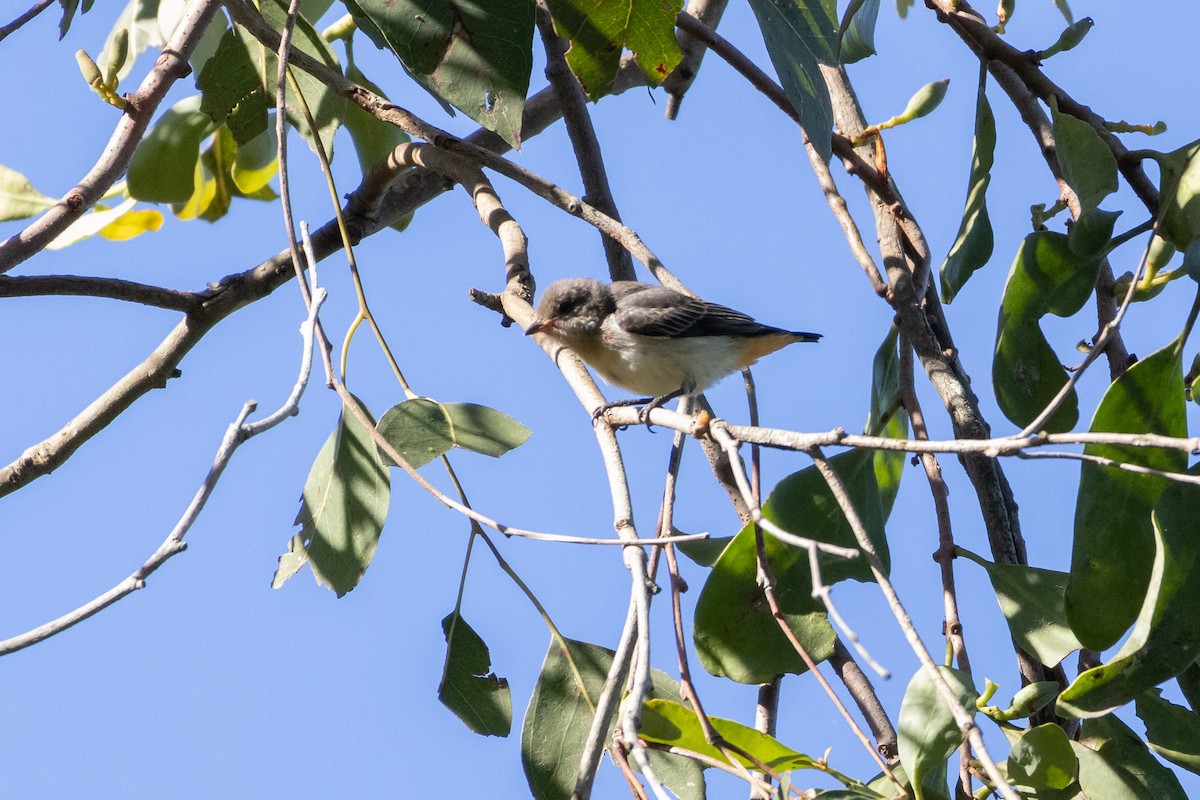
[524,318,555,336]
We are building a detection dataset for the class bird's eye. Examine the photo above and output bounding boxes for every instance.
[556,296,581,316]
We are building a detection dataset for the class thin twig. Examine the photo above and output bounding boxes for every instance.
[805,447,1019,800]
[0,284,327,656]
[0,0,53,42]
[0,274,201,311]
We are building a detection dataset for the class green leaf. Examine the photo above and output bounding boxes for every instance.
[1135,689,1200,775]
[343,63,410,176]
[375,398,531,467]
[693,449,884,683]
[442,402,532,458]
[940,65,995,303]
[838,0,881,64]
[1007,723,1077,791]
[639,698,819,772]
[376,398,455,468]
[545,0,683,101]
[1066,342,1187,650]
[1071,740,1148,800]
[241,0,346,157]
[675,534,732,568]
[956,548,1082,668]
[897,666,977,800]
[521,638,704,800]
[992,215,1116,431]
[197,26,269,145]
[0,164,56,221]
[438,611,512,737]
[274,395,390,597]
[355,0,534,148]
[866,325,909,520]
[230,122,278,194]
[46,197,161,250]
[747,0,837,162]
[1058,478,1200,717]
[1079,714,1189,800]
[1147,140,1200,250]
[1050,97,1117,212]
[1177,660,1200,713]
[128,96,214,204]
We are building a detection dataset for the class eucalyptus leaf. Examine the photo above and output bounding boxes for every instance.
[438,611,511,737]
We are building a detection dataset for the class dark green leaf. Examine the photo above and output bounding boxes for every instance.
[376,398,454,468]
[992,216,1116,431]
[197,26,268,144]
[1059,478,1200,717]
[1148,140,1200,250]
[1051,97,1117,212]
[1067,342,1187,649]
[521,638,704,800]
[693,449,884,683]
[356,0,534,148]
[1079,714,1189,800]
[1177,660,1200,713]
[1071,740,1147,800]
[128,97,214,204]
[438,612,511,737]
[941,66,995,303]
[241,0,346,157]
[956,548,1082,668]
[897,666,977,800]
[866,325,909,520]
[442,402,532,457]
[58,0,81,38]
[1008,723,1077,791]
[747,0,837,162]
[275,395,390,596]
[1136,689,1200,775]
[838,0,881,64]
[640,698,819,772]
[545,0,683,101]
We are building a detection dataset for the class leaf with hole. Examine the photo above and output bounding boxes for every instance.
[438,611,511,737]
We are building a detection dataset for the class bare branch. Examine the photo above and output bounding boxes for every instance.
[0,0,54,43]
[0,274,201,311]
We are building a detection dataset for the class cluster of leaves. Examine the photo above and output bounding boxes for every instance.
[22,0,1200,797]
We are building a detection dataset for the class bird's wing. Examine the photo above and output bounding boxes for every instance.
[609,282,779,338]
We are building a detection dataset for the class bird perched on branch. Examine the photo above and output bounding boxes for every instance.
[524,277,821,423]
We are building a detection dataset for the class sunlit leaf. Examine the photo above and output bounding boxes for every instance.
[747,0,837,162]
[897,666,977,800]
[941,65,995,303]
[230,122,277,194]
[521,638,703,800]
[438,611,511,737]
[1007,723,1077,791]
[376,398,454,468]
[956,548,1082,668]
[1147,140,1200,250]
[0,164,56,221]
[46,197,163,249]
[1066,342,1187,650]
[128,96,214,204]
[545,0,682,100]
[274,395,390,596]
[443,402,531,458]
[640,698,819,772]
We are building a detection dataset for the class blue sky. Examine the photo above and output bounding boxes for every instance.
[1,1,1198,797]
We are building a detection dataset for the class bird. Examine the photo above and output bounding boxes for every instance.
[524,278,821,423]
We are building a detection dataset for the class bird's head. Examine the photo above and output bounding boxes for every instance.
[524,278,615,339]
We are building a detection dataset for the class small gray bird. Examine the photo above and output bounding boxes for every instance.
[525,278,820,421]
